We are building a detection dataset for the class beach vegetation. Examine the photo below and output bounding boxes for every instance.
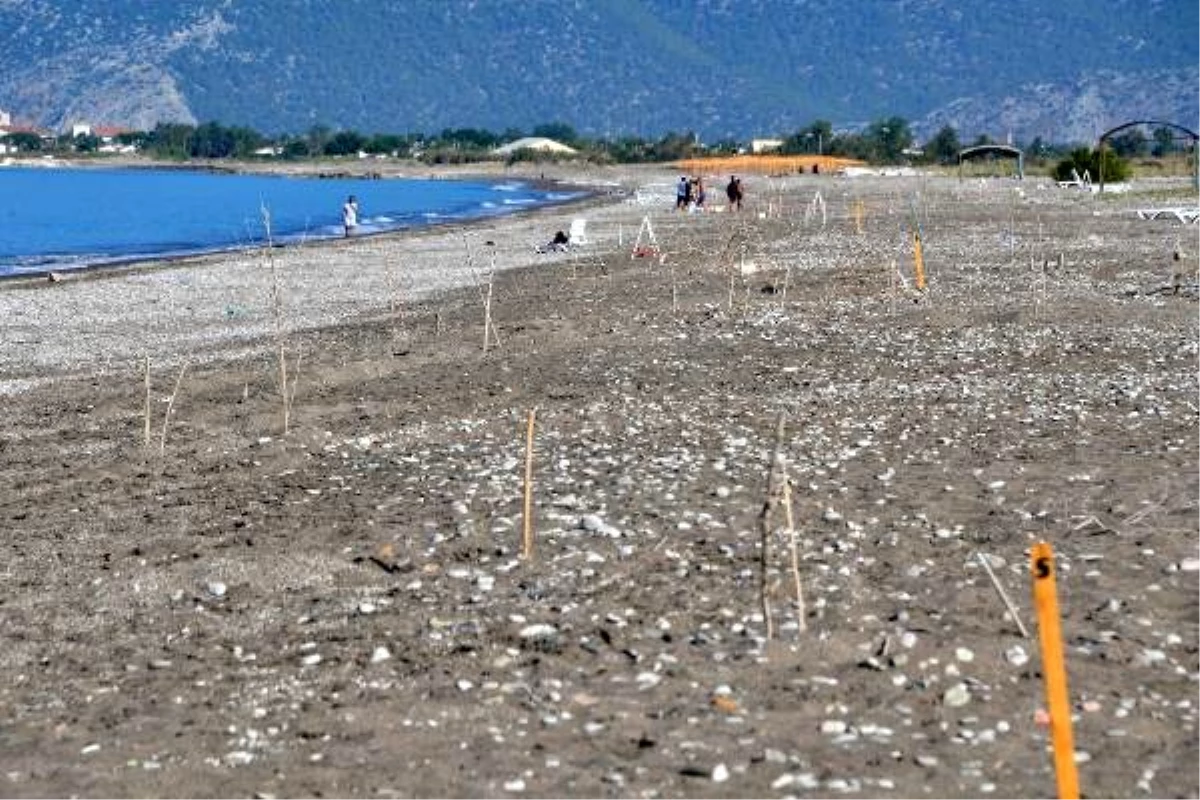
[146,123,196,159]
[362,133,413,156]
[1052,147,1131,183]
[278,137,312,160]
[531,122,580,147]
[1147,125,1176,157]
[71,133,101,153]
[925,125,962,165]
[323,130,369,156]
[16,111,1189,180]
[3,131,43,152]
[1109,128,1149,158]
[780,121,833,155]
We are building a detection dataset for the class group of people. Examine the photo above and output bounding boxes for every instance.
[675,175,745,212]
[675,175,708,212]
[343,174,745,242]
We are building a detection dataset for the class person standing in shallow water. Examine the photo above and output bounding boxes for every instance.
[342,195,359,237]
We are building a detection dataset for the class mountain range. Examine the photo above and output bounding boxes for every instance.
[1,0,1196,146]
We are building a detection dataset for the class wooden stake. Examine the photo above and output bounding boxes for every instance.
[482,250,502,353]
[143,355,152,450]
[521,408,536,560]
[782,472,807,633]
[976,551,1030,638]
[158,362,188,456]
[483,275,494,354]
[1031,542,1080,799]
[757,412,788,641]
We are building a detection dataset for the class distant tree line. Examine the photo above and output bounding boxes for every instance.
[4,117,1191,175]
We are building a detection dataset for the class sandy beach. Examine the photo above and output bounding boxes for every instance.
[0,161,1196,798]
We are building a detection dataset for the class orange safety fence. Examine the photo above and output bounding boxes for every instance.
[675,154,866,176]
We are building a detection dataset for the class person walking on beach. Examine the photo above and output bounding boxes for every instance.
[676,176,690,211]
[693,177,706,211]
[726,176,743,211]
[342,195,359,237]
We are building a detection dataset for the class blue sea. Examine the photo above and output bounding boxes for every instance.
[0,165,580,277]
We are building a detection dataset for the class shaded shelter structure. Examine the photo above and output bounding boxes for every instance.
[1096,120,1198,192]
[957,144,1023,180]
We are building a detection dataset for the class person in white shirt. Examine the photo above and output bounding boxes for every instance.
[342,195,359,237]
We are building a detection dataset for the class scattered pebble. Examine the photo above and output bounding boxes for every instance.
[943,683,971,708]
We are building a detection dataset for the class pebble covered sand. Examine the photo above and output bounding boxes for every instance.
[0,161,1196,798]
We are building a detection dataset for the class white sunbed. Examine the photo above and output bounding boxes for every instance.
[1134,207,1200,224]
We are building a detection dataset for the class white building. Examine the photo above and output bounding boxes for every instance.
[493,137,577,156]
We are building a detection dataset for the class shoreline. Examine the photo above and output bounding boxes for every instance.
[0,162,656,392]
[0,156,613,285]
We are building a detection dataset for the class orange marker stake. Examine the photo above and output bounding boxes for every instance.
[913,231,927,291]
[1031,542,1080,799]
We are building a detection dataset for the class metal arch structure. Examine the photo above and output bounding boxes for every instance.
[957,144,1024,180]
[1097,119,1199,192]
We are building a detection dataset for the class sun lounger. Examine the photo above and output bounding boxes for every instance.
[1134,207,1200,224]
[1056,168,1095,190]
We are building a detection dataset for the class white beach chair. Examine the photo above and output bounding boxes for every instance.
[568,218,591,246]
[1056,168,1092,190]
[1133,207,1200,224]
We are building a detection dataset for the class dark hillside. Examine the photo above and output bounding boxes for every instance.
[0,0,1195,142]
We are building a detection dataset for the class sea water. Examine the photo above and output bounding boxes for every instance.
[0,165,578,276]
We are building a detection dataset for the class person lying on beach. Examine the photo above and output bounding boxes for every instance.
[536,230,570,253]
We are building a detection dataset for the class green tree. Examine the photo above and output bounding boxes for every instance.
[782,120,832,155]
[707,137,741,155]
[305,125,333,157]
[116,131,150,150]
[437,128,500,149]
[926,125,961,164]
[364,133,408,155]
[280,137,310,160]
[1109,129,1148,158]
[531,122,578,145]
[605,136,654,162]
[648,131,702,162]
[147,123,195,159]
[1052,147,1130,183]
[861,117,912,163]
[324,130,368,156]
[73,133,101,153]
[190,121,236,158]
[228,125,266,158]
[4,132,42,151]
[1151,127,1176,157]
